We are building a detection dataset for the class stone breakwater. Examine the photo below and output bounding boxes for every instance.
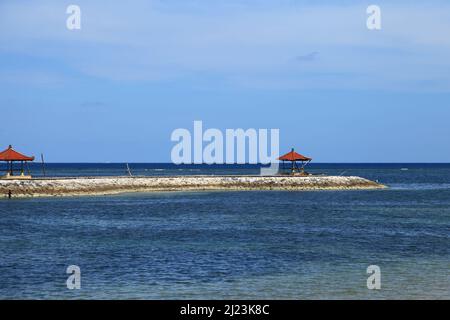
[0,175,386,198]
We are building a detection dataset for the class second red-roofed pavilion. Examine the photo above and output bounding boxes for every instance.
[277,148,312,175]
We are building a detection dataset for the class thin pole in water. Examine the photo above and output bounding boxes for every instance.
[41,153,46,177]
[126,163,133,176]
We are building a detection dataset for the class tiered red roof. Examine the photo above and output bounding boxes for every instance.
[277,148,311,161]
[0,145,34,161]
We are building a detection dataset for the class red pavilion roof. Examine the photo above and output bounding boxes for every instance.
[278,148,312,161]
[0,145,35,161]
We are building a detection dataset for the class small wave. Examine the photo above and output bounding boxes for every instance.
[390,183,450,191]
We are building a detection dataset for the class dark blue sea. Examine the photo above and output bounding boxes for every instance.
[0,163,449,299]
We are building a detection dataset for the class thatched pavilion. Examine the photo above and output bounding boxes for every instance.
[0,145,34,179]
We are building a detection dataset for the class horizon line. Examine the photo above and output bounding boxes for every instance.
[17,162,450,165]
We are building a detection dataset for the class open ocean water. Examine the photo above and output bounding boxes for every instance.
[0,163,449,299]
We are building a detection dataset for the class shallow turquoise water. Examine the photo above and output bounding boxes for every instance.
[0,164,449,299]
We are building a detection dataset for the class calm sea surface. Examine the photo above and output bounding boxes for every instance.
[0,164,449,299]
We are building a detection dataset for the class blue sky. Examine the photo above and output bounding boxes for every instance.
[1,0,450,162]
